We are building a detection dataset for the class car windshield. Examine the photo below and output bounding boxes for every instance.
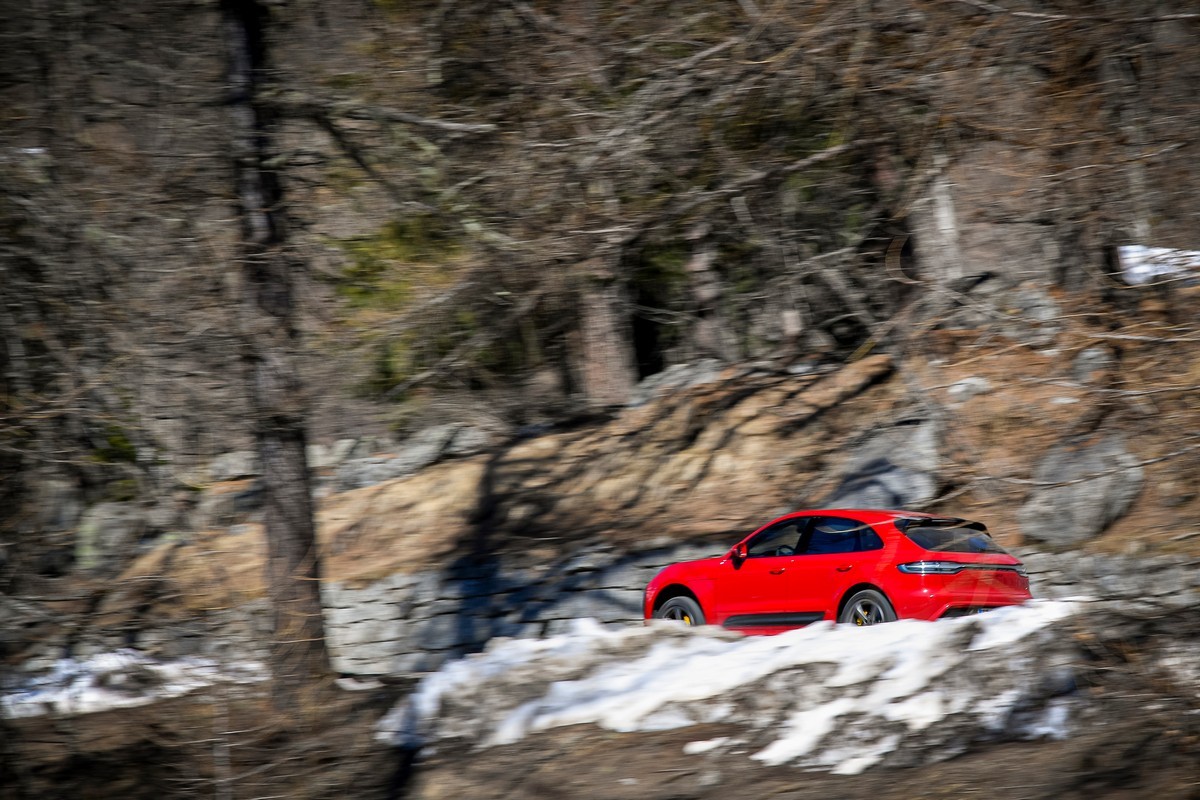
[900,520,1009,554]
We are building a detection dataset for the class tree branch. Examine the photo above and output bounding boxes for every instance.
[264,89,497,134]
[948,0,1198,24]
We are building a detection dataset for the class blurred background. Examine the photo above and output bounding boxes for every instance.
[1,1,1198,798]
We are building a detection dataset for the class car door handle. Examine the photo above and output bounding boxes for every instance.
[769,568,786,575]
[835,565,853,572]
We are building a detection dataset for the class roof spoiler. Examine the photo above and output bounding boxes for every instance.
[894,516,967,531]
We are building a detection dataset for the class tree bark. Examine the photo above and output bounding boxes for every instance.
[683,229,738,362]
[577,257,637,407]
[221,0,330,704]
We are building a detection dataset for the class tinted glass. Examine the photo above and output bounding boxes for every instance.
[904,525,1007,554]
[803,517,884,554]
[747,520,804,557]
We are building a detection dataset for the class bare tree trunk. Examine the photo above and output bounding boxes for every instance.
[684,227,738,362]
[0,301,27,594]
[910,146,965,288]
[221,0,330,704]
[577,257,637,407]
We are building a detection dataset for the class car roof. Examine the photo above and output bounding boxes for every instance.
[775,508,967,524]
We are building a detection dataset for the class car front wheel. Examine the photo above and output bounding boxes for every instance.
[655,596,705,626]
[838,589,897,626]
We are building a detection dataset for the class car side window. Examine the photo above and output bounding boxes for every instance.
[801,517,884,555]
[746,520,806,558]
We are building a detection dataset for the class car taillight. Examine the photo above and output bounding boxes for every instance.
[898,561,1029,577]
[897,561,967,575]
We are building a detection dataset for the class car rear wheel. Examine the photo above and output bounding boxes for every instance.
[656,596,705,626]
[838,589,897,626]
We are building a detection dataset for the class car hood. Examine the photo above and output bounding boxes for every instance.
[652,555,726,580]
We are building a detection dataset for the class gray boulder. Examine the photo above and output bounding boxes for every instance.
[820,416,940,509]
[1018,434,1143,549]
[33,476,84,533]
[947,377,992,404]
[208,450,260,482]
[998,284,1061,347]
[306,443,333,471]
[445,425,492,457]
[75,501,147,574]
[628,360,723,407]
[191,479,264,529]
[336,424,491,490]
[1072,347,1114,384]
[331,438,360,463]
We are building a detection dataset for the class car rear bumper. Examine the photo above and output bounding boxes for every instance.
[889,570,1032,620]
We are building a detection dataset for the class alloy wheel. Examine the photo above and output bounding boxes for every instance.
[850,598,887,626]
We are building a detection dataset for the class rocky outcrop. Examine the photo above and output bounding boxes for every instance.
[335,424,494,490]
[1021,549,1200,608]
[74,502,148,576]
[190,479,263,529]
[1018,433,1144,550]
[320,542,716,674]
[13,342,1199,696]
[626,360,725,407]
[819,415,940,508]
[475,354,896,536]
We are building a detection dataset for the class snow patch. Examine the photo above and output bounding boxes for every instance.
[966,599,1078,650]
[1118,245,1200,284]
[683,736,733,755]
[378,601,1083,774]
[1,649,268,719]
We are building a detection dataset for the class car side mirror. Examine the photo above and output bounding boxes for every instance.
[731,543,747,562]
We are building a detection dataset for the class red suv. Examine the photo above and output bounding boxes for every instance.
[644,509,1031,633]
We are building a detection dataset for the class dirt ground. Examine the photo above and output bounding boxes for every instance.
[408,706,1200,800]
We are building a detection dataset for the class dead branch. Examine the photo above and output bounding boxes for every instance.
[948,0,1199,24]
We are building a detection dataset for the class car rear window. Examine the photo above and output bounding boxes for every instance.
[901,522,1008,554]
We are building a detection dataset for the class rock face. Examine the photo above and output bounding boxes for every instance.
[997,284,1062,347]
[17,344,1197,700]
[32,476,85,535]
[335,424,493,490]
[627,360,725,407]
[819,416,940,509]
[75,502,147,575]
[1072,347,1115,384]
[1018,433,1144,549]
[208,451,260,483]
[1020,549,1200,608]
[320,543,717,674]
[190,479,264,529]
[476,354,897,537]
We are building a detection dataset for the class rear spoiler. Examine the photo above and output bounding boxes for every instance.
[894,516,986,533]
